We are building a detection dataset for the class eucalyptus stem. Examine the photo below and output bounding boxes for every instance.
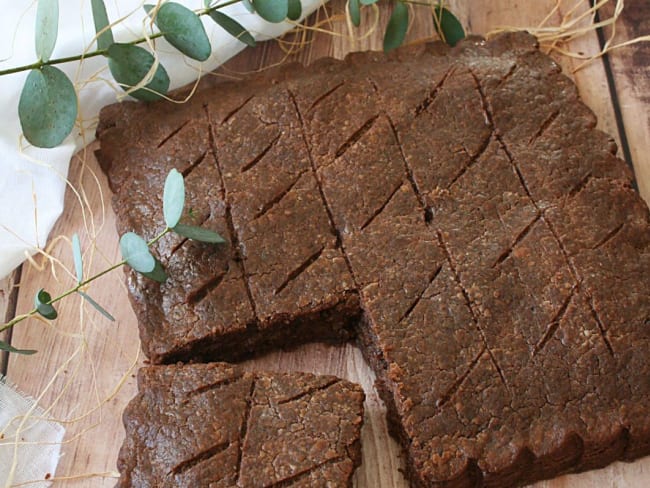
[402,0,437,5]
[201,0,244,13]
[0,227,171,334]
[0,0,241,78]
[0,36,154,77]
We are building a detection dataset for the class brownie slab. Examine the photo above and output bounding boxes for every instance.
[98,32,650,487]
[117,363,364,487]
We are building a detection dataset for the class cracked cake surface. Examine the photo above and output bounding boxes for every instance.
[116,363,364,487]
[98,32,650,487]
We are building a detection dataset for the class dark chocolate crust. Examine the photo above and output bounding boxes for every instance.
[98,33,650,487]
[117,363,364,487]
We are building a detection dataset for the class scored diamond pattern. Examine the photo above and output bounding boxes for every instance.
[98,32,650,486]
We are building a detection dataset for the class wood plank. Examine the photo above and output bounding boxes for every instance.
[4,2,649,487]
[6,146,140,485]
[599,0,650,201]
[0,268,21,375]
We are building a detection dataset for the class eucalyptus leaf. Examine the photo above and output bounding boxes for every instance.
[209,11,256,47]
[18,66,77,148]
[287,0,301,20]
[0,341,37,355]
[34,288,57,320]
[35,0,58,62]
[35,288,52,305]
[107,43,170,101]
[173,223,226,244]
[119,232,156,273]
[433,5,465,47]
[78,291,115,321]
[141,258,167,283]
[252,0,288,23]
[146,2,211,61]
[163,169,185,228]
[72,233,83,283]
[91,0,114,50]
[348,0,360,27]
[383,1,408,52]
[241,0,255,13]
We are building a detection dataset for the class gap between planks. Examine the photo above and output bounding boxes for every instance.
[0,266,22,376]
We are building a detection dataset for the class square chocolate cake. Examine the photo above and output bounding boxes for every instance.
[98,32,650,486]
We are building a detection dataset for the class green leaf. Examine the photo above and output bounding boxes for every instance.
[348,0,360,27]
[72,233,83,283]
[287,0,301,20]
[35,0,58,62]
[241,0,255,13]
[107,43,170,101]
[91,0,114,50]
[119,232,156,273]
[383,1,408,52]
[34,288,57,320]
[173,223,226,244]
[141,257,168,283]
[208,11,256,47]
[433,5,465,47]
[18,66,78,148]
[145,2,211,61]
[78,291,115,321]
[360,0,378,4]
[0,341,37,355]
[163,169,185,228]
[252,0,288,23]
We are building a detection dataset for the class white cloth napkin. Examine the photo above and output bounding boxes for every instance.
[0,0,325,280]
[0,377,66,487]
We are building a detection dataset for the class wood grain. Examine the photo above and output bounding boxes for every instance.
[5,1,650,486]
[6,146,141,485]
[0,269,21,375]
[599,0,650,201]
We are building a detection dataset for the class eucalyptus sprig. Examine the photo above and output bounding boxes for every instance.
[4,0,464,149]
[0,168,225,355]
[14,0,276,148]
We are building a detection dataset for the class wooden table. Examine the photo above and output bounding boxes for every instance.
[2,1,649,486]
